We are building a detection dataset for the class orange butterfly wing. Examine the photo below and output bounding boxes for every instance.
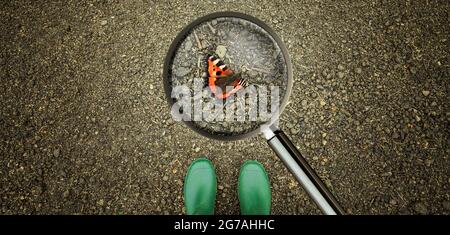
[207,55,245,99]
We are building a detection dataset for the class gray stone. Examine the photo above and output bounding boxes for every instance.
[422,90,430,97]
[215,45,227,59]
[184,40,193,51]
[53,149,60,157]
[301,100,307,107]
[97,199,104,206]
[175,67,191,77]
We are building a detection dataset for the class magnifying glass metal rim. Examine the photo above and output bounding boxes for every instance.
[163,11,293,141]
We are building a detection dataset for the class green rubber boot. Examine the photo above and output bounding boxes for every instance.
[238,160,271,215]
[183,158,217,215]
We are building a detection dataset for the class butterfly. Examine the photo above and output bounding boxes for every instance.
[207,54,247,100]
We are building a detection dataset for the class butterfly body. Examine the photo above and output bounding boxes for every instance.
[207,54,247,100]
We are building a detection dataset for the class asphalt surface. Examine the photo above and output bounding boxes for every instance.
[1,1,449,214]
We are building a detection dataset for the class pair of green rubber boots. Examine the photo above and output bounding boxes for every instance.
[184,158,271,215]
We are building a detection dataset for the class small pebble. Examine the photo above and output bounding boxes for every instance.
[184,40,193,51]
[415,115,421,122]
[301,100,307,107]
[175,67,190,77]
[422,90,430,97]
[337,72,345,78]
[163,176,169,181]
[215,45,227,59]
[338,64,345,70]
[63,190,70,198]
[97,199,104,206]
[100,20,108,26]
[53,149,60,157]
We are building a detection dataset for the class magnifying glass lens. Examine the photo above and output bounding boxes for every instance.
[167,17,289,139]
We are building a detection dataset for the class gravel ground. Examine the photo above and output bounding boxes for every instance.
[1,0,449,215]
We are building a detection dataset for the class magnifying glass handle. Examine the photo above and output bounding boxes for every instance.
[265,128,345,215]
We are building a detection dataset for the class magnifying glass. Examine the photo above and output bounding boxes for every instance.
[163,12,344,215]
